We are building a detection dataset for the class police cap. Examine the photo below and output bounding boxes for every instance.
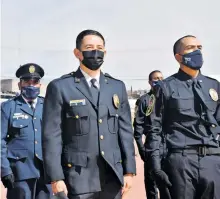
[15,63,44,79]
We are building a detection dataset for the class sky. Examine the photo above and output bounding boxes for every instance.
[1,0,220,90]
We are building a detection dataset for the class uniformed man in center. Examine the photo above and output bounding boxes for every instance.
[42,29,136,199]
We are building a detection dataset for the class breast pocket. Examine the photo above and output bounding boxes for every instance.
[169,96,194,111]
[107,107,119,134]
[11,119,30,137]
[66,106,90,136]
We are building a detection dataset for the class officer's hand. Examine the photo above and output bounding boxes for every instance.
[122,174,133,197]
[52,180,68,196]
[2,173,15,189]
[152,170,172,187]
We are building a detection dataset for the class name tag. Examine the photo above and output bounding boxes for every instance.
[13,113,29,119]
[69,99,86,107]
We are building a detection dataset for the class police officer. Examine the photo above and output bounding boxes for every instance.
[148,35,220,199]
[133,70,163,199]
[1,63,52,199]
[42,29,136,199]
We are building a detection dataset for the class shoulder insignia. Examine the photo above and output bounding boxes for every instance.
[134,105,138,116]
[104,73,121,81]
[61,72,75,79]
[145,94,155,116]
[204,75,219,82]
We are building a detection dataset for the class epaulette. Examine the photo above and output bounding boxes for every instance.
[204,75,219,82]
[61,72,75,79]
[104,73,121,81]
[164,74,176,83]
[1,96,17,105]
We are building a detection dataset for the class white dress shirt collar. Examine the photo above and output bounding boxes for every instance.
[22,95,38,108]
[80,68,100,88]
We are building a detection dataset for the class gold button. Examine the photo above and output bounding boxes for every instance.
[75,115,79,119]
[7,135,10,138]
[212,124,216,128]
[34,117,37,120]
[67,163,72,168]
[99,119,102,124]
[35,141,38,144]
[101,151,104,156]
[35,154,38,157]
[35,129,37,131]
[100,135,104,140]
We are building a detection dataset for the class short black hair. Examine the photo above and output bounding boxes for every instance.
[148,70,162,81]
[76,29,105,50]
[173,35,196,55]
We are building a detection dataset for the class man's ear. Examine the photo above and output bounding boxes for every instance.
[175,54,182,63]
[74,48,81,59]
[18,81,21,90]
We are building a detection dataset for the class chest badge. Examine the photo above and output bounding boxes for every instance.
[113,94,120,109]
[146,94,155,116]
[209,88,218,101]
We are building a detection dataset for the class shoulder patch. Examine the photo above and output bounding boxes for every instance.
[61,72,75,79]
[145,94,155,116]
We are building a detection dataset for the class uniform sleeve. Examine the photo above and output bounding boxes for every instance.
[214,82,220,124]
[118,82,136,175]
[146,86,164,170]
[1,103,13,177]
[42,80,64,182]
[133,97,147,153]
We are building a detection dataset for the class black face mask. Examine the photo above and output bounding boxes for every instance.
[181,50,204,70]
[81,50,104,71]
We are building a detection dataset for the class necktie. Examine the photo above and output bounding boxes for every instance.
[90,79,99,105]
[28,101,35,111]
[192,79,203,115]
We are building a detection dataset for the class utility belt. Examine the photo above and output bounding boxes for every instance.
[168,146,220,156]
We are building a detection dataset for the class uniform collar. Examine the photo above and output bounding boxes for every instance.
[21,95,38,108]
[177,69,204,86]
[80,67,100,88]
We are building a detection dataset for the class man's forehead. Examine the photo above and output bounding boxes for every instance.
[181,37,201,47]
[82,35,104,46]
[152,72,163,77]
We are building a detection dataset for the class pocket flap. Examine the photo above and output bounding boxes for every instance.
[12,120,29,128]
[170,97,193,110]
[108,107,119,117]
[7,149,28,160]
[66,107,89,118]
[63,151,88,167]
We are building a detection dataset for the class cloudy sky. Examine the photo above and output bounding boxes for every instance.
[1,0,220,90]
